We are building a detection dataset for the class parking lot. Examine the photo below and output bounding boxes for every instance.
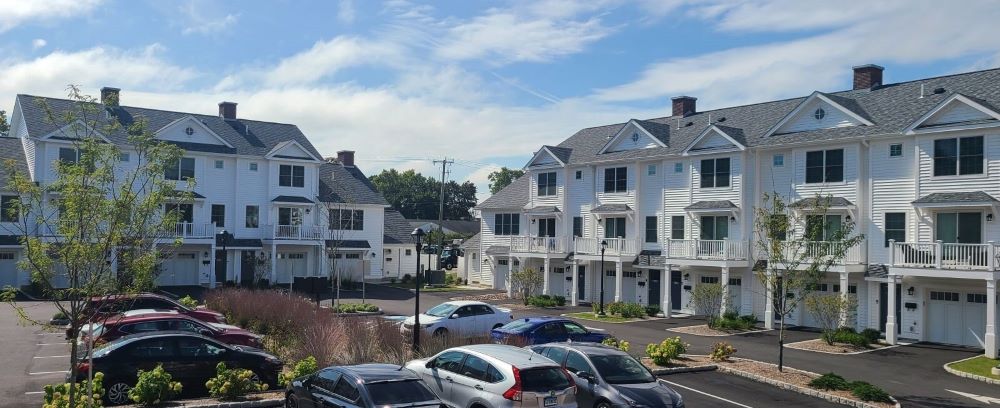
[0,301,71,408]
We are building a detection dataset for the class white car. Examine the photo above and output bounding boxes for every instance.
[402,301,513,338]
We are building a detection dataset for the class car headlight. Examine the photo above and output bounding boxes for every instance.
[422,323,435,328]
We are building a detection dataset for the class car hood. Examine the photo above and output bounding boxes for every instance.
[210,323,256,336]
[612,381,682,407]
[403,315,444,325]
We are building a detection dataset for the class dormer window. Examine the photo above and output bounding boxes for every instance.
[814,108,826,120]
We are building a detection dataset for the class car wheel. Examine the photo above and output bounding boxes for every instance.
[105,381,131,405]
[249,371,263,386]
[433,328,448,337]
[285,394,298,408]
[594,401,614,408]
[492,323,503,330]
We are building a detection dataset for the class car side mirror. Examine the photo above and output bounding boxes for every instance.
[450,314,459,319]
[199,329,213,337]
[426,360,435,369]
[577,371,596,383]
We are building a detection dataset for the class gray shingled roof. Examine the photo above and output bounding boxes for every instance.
[865,264,889,278]
[327,239,371,249]
[317,162,389,206]
[460,232,481,249]
[0,137,28,189]
[790,196,855,208]
[912,191,999,205]
[477,176,530,209]
[216,236,262,248]
[383,209,414,245]
[685,200,738,211]
[545,146,572,164]
[16,95,322,158]
[592,204,632,213]
[272,195,314,204]
[409,219,480,235]
[485,245,510,255]
[525,206,560,214]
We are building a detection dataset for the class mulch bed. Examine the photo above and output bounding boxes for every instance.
[449,293,512,302]
[641,354,715,370]
[667,324,768,337]
[784,338,889,354]
[717,358,895,407]
[120,391,284,407]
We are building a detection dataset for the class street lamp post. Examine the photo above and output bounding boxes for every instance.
[411,228,425,351]
[598,240,608,316]
[219,230,229,287]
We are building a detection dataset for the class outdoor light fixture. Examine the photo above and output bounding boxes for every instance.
[683,273,690,280]
[989,213,995,222]
[846,215,853,222]
[532,219,536,224]
[729,215,736,223]
[599,240,608,316]
[907,286,915,296]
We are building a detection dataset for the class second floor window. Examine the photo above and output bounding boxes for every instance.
[884,212,905,247]
[537,172,557,196]
[573,216,583,237]
[805,149,843,183]
[165,203,193,223]
[671,216,684,239]
[700,158,730,188]
[537,218,555,237]
[59,147,80,164]
[211,204,225,227]
[768,214,788,241]
[165,157,195,181]
[329,209,364,230]
[1,195,18,222]
[245,205,259,228]
[806,215,842,241]
[645,216,657,243]
[494,213,519,236]
[934,136,983,176]
[604,217,626,239]
[279,165,305,187]
[603,167,627,193]
[278,207,303,226]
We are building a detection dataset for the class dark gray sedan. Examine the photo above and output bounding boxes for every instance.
[285,364,442,408]
[527,342,684,408]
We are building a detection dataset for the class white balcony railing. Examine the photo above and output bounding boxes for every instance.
[775,240,863,265]
[665,239,749,261]
[890,240,1000,271]
[270,224,323,240]
[574,237,639,256]
[511,236,567,253]
[165,222,214,238]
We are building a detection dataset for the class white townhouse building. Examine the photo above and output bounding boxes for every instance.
[0,88,393,289]
[476,65,1000,357]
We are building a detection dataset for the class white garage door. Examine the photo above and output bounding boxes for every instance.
[728,277,743,315]
[927,290,998,348]
[801,284,833,328]
[156,253,200,286]
[0,252,18,288]
[277,253,307,284]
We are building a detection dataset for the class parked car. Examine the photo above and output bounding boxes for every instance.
[527,342,684,408]
[72,331,282,405]
[78,310,263,348]
[405,344,576,408]
[285,364,443,408]
[491,317,610,345]
[401,301,512,338]
[85,293,226,323]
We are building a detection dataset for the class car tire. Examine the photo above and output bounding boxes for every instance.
[433,328,448,337]
[249,371,263,386]
[105,381,132,405]
[285,394,298,408]
[594,401,614,408]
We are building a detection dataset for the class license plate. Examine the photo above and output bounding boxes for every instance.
[543,396,557,407]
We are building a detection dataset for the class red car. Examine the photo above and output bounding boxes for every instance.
[79,310,263,348]
[85,293,226,324]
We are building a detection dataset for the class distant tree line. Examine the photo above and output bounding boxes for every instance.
[368,169,476,220]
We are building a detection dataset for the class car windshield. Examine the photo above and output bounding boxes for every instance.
[589,354,656,384]
[425,303,458,317]
[368,380,439,405]
[80,323,104,338]
[500,319,536,332]
[520,367,571,392]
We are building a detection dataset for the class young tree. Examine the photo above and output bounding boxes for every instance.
[752,192,864,371]
[487,167,524,194]
[1,86,189,406]
[253,251,272,288]
[805,293,858,345]
[689,283,724,327]
[509,267,543,305]
[323,203,351,306]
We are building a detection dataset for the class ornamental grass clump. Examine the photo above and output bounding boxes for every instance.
[646,336,688,366]
[129,364,182,406]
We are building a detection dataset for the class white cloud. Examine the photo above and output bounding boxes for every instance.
[177,0,238,35]
[0,0,103,32]
[31,38,46,49]
[464,164,503,201]
[337,0,356,24]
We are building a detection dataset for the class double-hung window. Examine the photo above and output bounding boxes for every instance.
[279,165,305,187]
[805,149,843,183]
[1,195,18,222]
[494,214,520,236]
[934,136,983,176]
[572,217,583,237]
[329,209,364,230]
[59,147,80,164]
[670,216,685,239]
[884,212,905,247]
[245,205,259,228]
[165,203,194,223]
[806,215,842,241]
[603,167,627,193]
[645,216,658,243]
[211,204,225,227]
[537,172,557,196]
[604,217,626,239]
[165,157,196,181]
[700,158,730,188]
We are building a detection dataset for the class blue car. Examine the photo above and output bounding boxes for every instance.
[491,316,610,345]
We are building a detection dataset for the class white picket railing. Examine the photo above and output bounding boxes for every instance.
[165,222,214,238]
[778,240,863,264]
[665,239,749,261]
[574,237,639,256]
[511,236,567,253]
[271,224,323,240]
[890,240,999,271]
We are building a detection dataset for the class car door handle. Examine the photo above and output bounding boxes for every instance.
[474,384,484,391]
[445,376,453,382]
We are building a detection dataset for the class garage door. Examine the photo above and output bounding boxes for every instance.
[277,253,307,284]
[156,253,200,286]
[332,253,363,282]
[0,252,18,288]
[927,290,998,348]
[728,277,743,315]
[801,284,833,328]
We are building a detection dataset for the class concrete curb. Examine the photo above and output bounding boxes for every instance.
[666,325,772,337]
[715,360,900,408]
[943,355,1000,385]
[648,364,718,375]
[560,313,654,324]
[783,339,902,355]
[123,398,283,408]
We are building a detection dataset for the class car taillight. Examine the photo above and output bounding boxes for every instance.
[502,366,522,401]
[562,367,577,394]
[77,362,90,375]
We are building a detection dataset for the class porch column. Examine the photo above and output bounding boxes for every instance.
[614,261,623,302]
[209,243,217,289]
[764,270,775,330]
[506,256,514,298]
[886,277,898,345]
[570,260,579,306]
[987,279,998,359]
[320,246,328,279]
[839,271,849,327]
[720,267,730,317]
[543,257,551,295]
[661,265,671,318]
[270,243,278,284]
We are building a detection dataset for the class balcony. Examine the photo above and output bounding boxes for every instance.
[510,236,567,254]
[574,237,639,257]
[890,241,1000,275]
[269,224,323,240]
[665,239,749,262]
[164,222,215,239]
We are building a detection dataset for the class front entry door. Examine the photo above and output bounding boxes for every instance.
[577,266,586,301]
[240,251,256,287]
[648,270,661,307]
[670,270,682,310]
[214,250,226,284]
[879,283,902,334]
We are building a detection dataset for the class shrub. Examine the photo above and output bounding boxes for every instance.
[178,295,198,309]
[850,381,892,403]
[279,356,319,387]
[646,336,688,366]
[645,305,661,317]
[620,303,646,319]
[860,328,881,344]
[52,311,67,321]
[808,372,850,391]
[206,362,267,400]
[592,302,602,315]
[401,274,412,283]
[722,310,740,321]
[333,303,379,313]
[43,372,104,408]
[828,327,869,348]
[710,342,737,362]
[389,277,397,284]
[526,296,559,308]
[607,302,624,316]
[739,315,757,325]
[601,337,630,352]
[129,364,182,406]
[445,273,459,286]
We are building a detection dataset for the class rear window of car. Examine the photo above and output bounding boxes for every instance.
[520,367,571,392]
[500,319,535,332]
[368,380,438,405]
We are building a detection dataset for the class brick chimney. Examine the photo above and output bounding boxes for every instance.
[337,150,355,167]
[101,87,120,107]
[852,64,884,90]
[671,96,697,117]
[218,101,237,120]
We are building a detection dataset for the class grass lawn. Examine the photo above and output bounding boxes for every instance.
[948,356,1000,380]
[564,312,645,323]
[383,282,460,292]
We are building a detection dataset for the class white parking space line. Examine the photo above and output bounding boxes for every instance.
[25,391,45,395]
[33,355,69,359]
[661,379,754,408]
[29,370,69,376]
[36,343,68,346]
[37,332,64,336]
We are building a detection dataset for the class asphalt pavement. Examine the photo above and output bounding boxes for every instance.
[662,371,842,407]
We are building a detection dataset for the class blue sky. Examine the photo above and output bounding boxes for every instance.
[3,0,1000,201]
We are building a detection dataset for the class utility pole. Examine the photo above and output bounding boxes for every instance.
[433,157,453,270]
